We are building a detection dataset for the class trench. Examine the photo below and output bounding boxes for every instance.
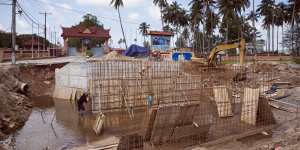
[4,96,100,150]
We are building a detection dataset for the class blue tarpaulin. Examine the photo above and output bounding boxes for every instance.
[124,44,149,57]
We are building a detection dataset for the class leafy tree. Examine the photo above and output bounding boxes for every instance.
[78,13,103,28]
[0,31,12,48]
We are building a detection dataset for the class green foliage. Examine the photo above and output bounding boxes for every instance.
[0,32,11,48]
[78,14,103,28]
[110,0,124,9]
[67,38,80,48]
[86,48,94,57]
[139,22,150,36]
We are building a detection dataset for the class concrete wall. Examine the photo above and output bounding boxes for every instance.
[53,62,88,99]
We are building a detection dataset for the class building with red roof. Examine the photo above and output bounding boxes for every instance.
[61,25,111,56]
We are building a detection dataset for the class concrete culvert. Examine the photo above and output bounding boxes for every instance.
[19,82,29,93]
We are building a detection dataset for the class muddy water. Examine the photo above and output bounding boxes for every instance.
[10,96,100,150]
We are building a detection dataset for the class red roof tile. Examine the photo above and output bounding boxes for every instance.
[147,31,174,36]
[61,26,111,39]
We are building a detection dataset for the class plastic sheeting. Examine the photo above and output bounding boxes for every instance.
[124,44,149,57]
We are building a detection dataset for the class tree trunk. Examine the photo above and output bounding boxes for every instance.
[277,26,279,53]
[160,8,164,30]
[268,26,270,56]
[282,25,284,53]
[272,23,274,53]
[202,26,205,55]
[226,21,229,42]
[117,7,127,49]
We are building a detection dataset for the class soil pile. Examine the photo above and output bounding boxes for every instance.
[0,64,64,141]
[0,67,32,140]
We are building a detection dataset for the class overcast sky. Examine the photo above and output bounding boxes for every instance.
[0,0,289,49]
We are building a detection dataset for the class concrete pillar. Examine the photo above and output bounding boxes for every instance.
[104,39,109,54]
[63,38,68,56]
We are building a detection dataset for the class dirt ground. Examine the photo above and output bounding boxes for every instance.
[188,62,300,150]
[0,64,64,142]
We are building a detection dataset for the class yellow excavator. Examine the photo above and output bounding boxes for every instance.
[206,38,246,66]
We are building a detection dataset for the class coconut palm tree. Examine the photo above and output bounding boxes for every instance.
[288,0,300,55]
[110,0,127,49]
[189,0,205,54]
[153,0,168,29]
[274,2,287,52]
[257,0,275,54]
[162,2,189,45]
[218,0,249,41]
[139,22,150,43]
[189,0,205,32]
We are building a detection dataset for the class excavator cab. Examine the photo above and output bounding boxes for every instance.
[207,38,246,66]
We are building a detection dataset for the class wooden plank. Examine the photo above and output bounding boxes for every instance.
[213,86,233,117]
[241,88,260,125]
[93,114,105,135]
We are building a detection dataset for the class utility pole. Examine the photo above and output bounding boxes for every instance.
[38,24,40,57]
[31,22,34,58]
[11,0,17,64]
[39,12,51,51]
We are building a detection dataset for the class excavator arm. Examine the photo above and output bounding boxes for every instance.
[207,39,246,65]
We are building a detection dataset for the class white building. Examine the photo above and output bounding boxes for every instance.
[246,39,265,54]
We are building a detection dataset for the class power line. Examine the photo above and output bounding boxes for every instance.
[0,2,11,5]
[29,0,144,26]
[16,1,41,26]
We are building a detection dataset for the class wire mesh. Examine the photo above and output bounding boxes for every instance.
[87,59,277,149]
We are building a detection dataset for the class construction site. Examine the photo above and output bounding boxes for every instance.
[0,50,299,150]
[1,0,300,150]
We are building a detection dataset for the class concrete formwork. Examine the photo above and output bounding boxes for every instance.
[53,62,88,99]
[87,59,276,149]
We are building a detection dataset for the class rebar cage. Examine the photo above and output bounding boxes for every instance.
[88,59,276,149]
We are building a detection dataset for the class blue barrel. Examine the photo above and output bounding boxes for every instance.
[183,52,192,61]
[172,52,179,61]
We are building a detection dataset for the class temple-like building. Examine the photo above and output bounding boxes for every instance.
[61,25,111,57]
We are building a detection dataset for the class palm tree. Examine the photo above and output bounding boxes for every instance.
[257,0,275,54]
[189,0,205,32]
[162,2,189,46]
[139,22,150,43]
[288,0,300,55]
[189,0,205,54]
[218,0,249,41]
[153,0,168,29]
[110,0,127,49]
[274,2,287,53]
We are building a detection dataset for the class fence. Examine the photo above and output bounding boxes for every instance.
[87,59,277,149]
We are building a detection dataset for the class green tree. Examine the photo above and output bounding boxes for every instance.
[0,31,12,48]
[274,2,287,52]
[153,0,168,29]
[111,0,128,49]
[139,22,150,43]
[78,13,103,28]
[257,0,275,54]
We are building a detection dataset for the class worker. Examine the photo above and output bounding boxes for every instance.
[78,92,88,114]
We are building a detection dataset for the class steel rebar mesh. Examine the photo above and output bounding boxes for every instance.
[87,59,276,149]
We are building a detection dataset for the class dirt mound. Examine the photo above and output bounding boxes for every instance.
[0,64,63,141]
[102,51,132,60]
[18,64,65,97]
[0,67,32,141]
